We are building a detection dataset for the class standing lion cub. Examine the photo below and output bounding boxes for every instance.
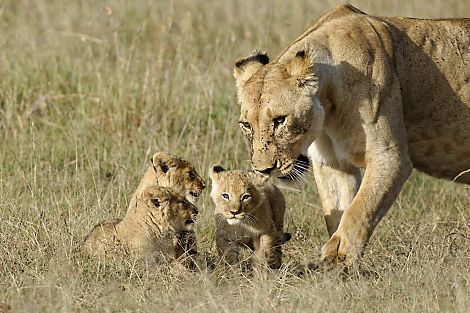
[209,165,291,269]
[83,185,198,266]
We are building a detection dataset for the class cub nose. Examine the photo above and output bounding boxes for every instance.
[229,209,241,216]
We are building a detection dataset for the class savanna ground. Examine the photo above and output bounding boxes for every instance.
[1,0,470,312]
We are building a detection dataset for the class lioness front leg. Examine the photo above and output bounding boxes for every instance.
[321,145,412,264]
[310,139,361,236]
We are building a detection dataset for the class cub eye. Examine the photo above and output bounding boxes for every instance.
[273,116,286,127]
[241,194,251,201]
[222,193,230,200]
[151,198,160,207]
[239,122,252,132]
[188,171,195,179]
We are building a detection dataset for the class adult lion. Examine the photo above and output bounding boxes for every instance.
[234,4,470,264]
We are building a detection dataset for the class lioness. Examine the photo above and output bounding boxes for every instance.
[209,165,291,269]
[83,185,198,266]
[234,4,470,264]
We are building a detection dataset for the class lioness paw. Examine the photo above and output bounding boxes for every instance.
[320,232,361,265]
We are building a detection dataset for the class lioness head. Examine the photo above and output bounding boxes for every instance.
[209,165,268,226]
[151,152,206,204]
[140,185,198,232]
[234,47,324,181]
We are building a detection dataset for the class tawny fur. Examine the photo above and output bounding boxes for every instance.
[234,4,470,264]
[83,186,198,267]
[125,152,205,260]
[127,152,205,211]
[209,166,290,269]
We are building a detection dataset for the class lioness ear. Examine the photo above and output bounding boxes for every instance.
[234,51,269,90]
[288,43,319,91]
[209,164,225,180]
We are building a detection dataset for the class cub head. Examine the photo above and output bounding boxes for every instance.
[234,46,324,182]
[209,165,268,226]
[141,186,198,232]
[151,152,206,204]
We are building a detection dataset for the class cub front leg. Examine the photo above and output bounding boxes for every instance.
[174,231,198,269]
[216,229,240,265]
[254,233,282,269]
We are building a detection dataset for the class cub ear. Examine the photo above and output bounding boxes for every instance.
[287,43,319,91]
[234,51,269,90]
[209,164,225,180]
[151,152,174,174]
[142,186,169,208]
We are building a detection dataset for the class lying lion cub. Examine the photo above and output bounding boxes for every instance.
[127,152,206,212]
[83,185,198,266]
[209,165,291,269]
[125,152,205,262]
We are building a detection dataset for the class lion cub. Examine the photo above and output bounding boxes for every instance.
[83,185,198,266]
[126,152,205,260]
[127,152,205,213]
[209,165,291,269]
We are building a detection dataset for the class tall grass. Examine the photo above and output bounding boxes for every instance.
[0,0,469,312]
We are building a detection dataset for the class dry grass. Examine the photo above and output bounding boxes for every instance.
[1,0,469,312]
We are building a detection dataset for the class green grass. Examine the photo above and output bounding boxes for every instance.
[1,0,469,312]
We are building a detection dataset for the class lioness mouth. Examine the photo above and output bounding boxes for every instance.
[278,154,310,181]
[189,191,199,198]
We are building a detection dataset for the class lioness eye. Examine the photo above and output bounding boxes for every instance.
[222,193,230,200]
[274,116,286,126]
[189,171,195,179]
[239,122,252,132]
[241,194,251,201]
